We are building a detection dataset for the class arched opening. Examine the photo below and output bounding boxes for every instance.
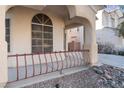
[65,16,93,51]
[65,26,84,51]
[32,13,53,53]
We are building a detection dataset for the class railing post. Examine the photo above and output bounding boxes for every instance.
[79,50,83,66]
[64,51,68,68]
[38,53,42,75]
[50,52,54,72]
[75,50,80,66]
[31,54,35,76]
[16,54,19,81]
[59,51,63,74]
[70,51,75,67]
[24,54,27,79]
[68,51,72,68]
[55,52,59,71]
[44,53,48,73]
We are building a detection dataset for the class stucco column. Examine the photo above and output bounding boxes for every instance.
[0,6,8,87]
[83,25,98,66]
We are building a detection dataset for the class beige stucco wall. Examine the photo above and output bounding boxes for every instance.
[73,6,98,65]
[7,6,65,55]
[0,6,8,87]
[75,6,96,29]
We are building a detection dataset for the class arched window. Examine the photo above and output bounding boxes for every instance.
[32,14,53,53]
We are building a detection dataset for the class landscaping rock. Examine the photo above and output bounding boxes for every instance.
[120,73,124,77]
[104,73,112,80]
[92,66,104,75]
[23,64,124,88]
[107,80,117,88]
[120,81,124,87]
[100,76,108,85]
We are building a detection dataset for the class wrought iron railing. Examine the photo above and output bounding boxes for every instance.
[8,50,89,83]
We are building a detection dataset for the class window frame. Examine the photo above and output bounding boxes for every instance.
[32,14,53,53]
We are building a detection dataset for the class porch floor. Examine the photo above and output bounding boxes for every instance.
[8,59,84,82]
[7,65,89,88]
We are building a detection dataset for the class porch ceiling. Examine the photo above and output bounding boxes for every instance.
[42,5,70,20]
[23,5,46,11]
[65,23,83,30]
[65,16,91,30]
[23,5,70,21]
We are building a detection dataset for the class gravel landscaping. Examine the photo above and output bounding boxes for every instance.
[92,64,124,88]
[24,64,124,88]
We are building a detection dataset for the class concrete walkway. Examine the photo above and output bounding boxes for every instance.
[98,54,124,69]
[6,66,89,88]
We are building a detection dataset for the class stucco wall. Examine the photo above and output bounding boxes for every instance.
[6,6,65,55]
[6,6,65,67]
[0,6,8,87]
[76,6,96,27]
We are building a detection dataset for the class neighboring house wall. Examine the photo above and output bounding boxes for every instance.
[96,27,124,49]
[96,8,124,50]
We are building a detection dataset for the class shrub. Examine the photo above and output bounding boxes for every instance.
[97,42,124,56]
[97,42,115,54]
[118,50,124,56]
